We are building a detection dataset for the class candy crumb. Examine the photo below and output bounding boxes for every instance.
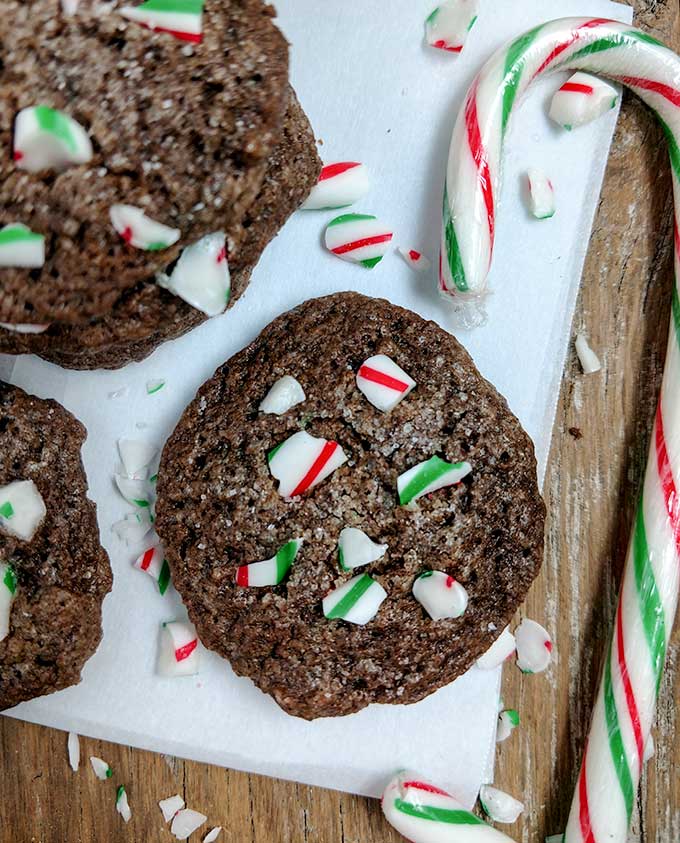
[479,784,524,823]
[89,756,112,780]
[171,808,208,840]
[116,785,132,823]
[67,732,80,772]
[203,828,223,843]
[575,334,601,374]
[146,378,166,395]
[159,794,186,823]
[108,387,129,400]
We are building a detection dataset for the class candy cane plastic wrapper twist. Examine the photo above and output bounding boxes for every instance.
[436,17,680,843]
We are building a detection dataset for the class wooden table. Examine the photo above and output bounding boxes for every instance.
[2,2,679,840]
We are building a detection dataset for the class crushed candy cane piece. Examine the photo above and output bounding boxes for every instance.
[14,106,92,172]
[67,731,80,772]
[425,0,478,54]
[259,375,305,415]
[157,232,230,316]
[120,0,204,44]
[398,456,471,506]
[160,794,186,823]
[116,785,132,823]
[479,785,524,824]
[268,430,347,498]
[575,333,601,374]
[108,387,129,400]
[0,562,17,642]
[545,836,565,843]
[90,756,113,780]
[0,322,50,334]
[412,570,468,620]
[496,708,520,743]
[356,354,416,412]
[171,808,208,840]
[0,480,47,541]
[203,828,222,843]
[118,439,158,478]
[147,378,166,395]
[114,475,153,509]
[323,573,387,625]
[236,538,302,587]
[549,72,619,131]
[61,0,80,13]
[300,162,370,210]
[112,510,154,545]
[476,626,516,669]
[527,169,555,220]
[110,204,180,251]
[134,546,171,594]
[644,734,655,762]
[515,618,553,674]
[0,223,45,268]
[338,527,387,571]
[398,247,431,273]
[158,620,200,677]
[324,213,393,269]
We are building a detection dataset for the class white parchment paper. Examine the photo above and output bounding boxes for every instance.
[0,0,632,806]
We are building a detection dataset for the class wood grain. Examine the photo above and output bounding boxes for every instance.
[1,2,679,840]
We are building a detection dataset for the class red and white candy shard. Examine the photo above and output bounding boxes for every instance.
[0,223,45,268]
[268,430,347,498]
[159,794,185,823]
[115,474,153,509]
[14,106,92,172]
[112,510,154,545]
[90,756,113,780]
[324,213,393,269]
[548,71,618,130]
[110,204,180,252]
[397,456,472,506]
[412,570,468,620]
[398,247,431,273]
[382,770,516,843]
[203,828,222,843]
[515,618,553,674]
[425,0,479,54]
[259,375,306,415]
[157,620,200,677]
[476,626,516,669]
[171,808,208,841]
[356,354,416,413]
[67,731,80,772]
[116,785,132,823]
[235,538,303,587]
[0,480,46,541]
[0,562,17,642]
[496,708,520,743]
[119,0,204,43]
[526,169,555,220]
[157,232,230,316]
[300,162,370,211]
[323,573,387,625]
[575,332,601,374]
[338,527,388,571]
[479,784,524,824]
[134,546,171,594]
[0,322,50,334]
[118,438,158,479]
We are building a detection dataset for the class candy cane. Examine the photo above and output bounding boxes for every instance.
[134,546,171,594]
[235,538,302,587]
[356,354,416,412]
[157,621,200,677]
[323,573,387,625]
[425,0,479,55]
[110,205,180,252]
[300,162,370,210]
[13,106,92,172]
[412,570,469,620]
[397,456,471,506]
[268,431,347,498]
[549,72,619,131]
[324,213,393,269]
[157,232,230,316]
[119,0,204,43]
[437,18,680,843]
[0,224,45,268]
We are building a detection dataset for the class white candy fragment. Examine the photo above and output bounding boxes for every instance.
[268,431,347,498]
[476,626,516,669]
[157,232,230,316]
[67,731,80,772]
[644,733,655,762]
[90,756,113,780]
[496,709,520,743]
[575,333,601,374]
[323,573,387,625]
[203,828,222,843]
[157,620,200,677]
[527,169,556,219]
[412,570,468,620]
[112,510,154,545]
[61,0,80,14]
[0,322,50,334]
[479,784,524,823]
[338,527,388,571]
[0,562,17,642]
[118,439,158,479]
[515,618,553,674]
[116,785,132,823]
[300,162,370,210]
[425,0,478,54]
[171,808,208,840]
[0,223,45,268]
[398,247,431,273]
[356,354,416,412]
[14,106,92,172]
[549,72,619,130]
[0,480,47,541]
[259,376,306,415]
[114,474,153,509]
[110,204,180,251]
[159,794,186,823]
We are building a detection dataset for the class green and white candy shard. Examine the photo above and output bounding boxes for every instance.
[548,71,618,130]
[235,538,302,587]
[119,0,204,41]
[110,204,181,251]
[337,527,387,571]
[0,562,17,642]
[259,375,305,415]
[476,626,516,669]
[324,213,393,269]
[171,808,208,841]
[0,322,49,334]
[515,618,553,674]
[479,785,524,824]
[356,354,416,413]
[496,708,520,743]
[114,474,153,508]
[268,430,347,498]
[0,223,45,268]
[412,570,468,620]
[90,755,113,780]
[14,106,92,172]
[0,479,46,541]
[157,620,200,677]
[323,573,387,625]
[157,232,230,316]
[397,456,471,506]
[67,731,80,771]
[112,510,154,545]
[381,770,516,843]
[159,793,185,823]
[425,0,478,53]
[118,438,158,479]
[526,169,555,220]
[116,785,132,823]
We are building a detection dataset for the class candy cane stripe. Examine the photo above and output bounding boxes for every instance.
[290,441,339,497]
[615,591,644,771]
[393,799,484,826]
[618,76,680,107]
[561,82,594,94]
[357,365,410,393]
[578,757,596,843]
[502,25,544,132]
[401,781,451,797]
[319,162,360,181]
[324,574,374,619]
[331,234,393,256]
[465,83,495,251]
[175,639,197,662]
[602,654,635,822]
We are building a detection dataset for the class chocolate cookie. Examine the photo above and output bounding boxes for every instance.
[0,0,289,325]
[0,90,321,369]
[155,293,545,719]
[0,382,112,710]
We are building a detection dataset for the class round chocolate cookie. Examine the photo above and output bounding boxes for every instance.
[0,0,289,325]
[0,382,112,710]
[155,293,545,720]
[0,89,321,369]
